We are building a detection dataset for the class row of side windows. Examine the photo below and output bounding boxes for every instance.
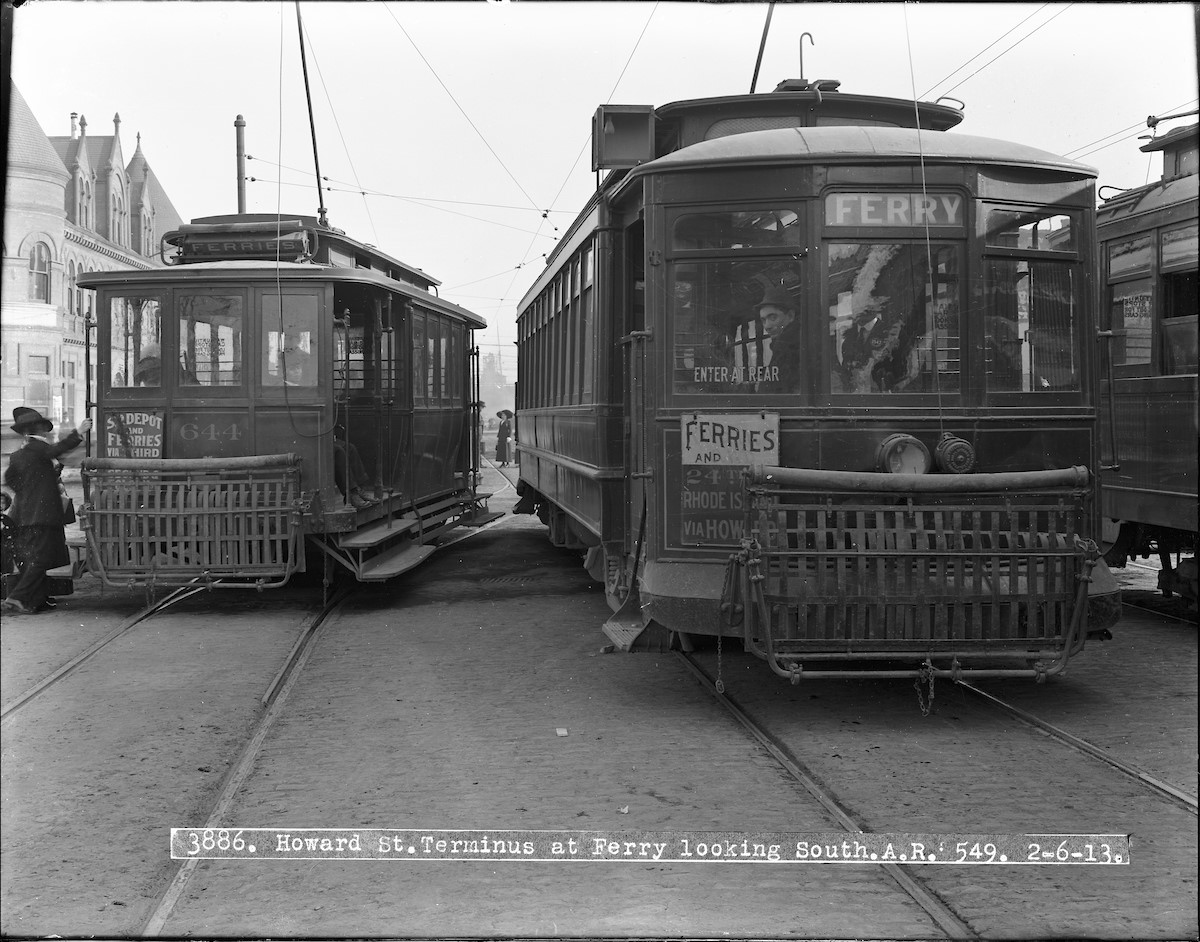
[519,240,595,407]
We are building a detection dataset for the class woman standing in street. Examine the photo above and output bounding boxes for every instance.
[2,407,91,615]
[495,410,513,467]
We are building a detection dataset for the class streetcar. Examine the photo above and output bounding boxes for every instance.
[1097,120,1198,605]
[513,76,1122,682]
[76,212,492,589]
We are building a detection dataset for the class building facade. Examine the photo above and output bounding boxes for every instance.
[2,82,183,430]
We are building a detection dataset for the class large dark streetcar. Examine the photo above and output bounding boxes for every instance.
[76,214,490,589]
[1098,121,1198,605]
[514,77,1121,682]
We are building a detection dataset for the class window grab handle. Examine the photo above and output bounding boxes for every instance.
[620,330,653,344]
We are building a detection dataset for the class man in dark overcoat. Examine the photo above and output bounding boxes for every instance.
[756,284,802,393]
[2,407,92,615]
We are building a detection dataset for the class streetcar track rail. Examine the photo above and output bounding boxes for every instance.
[142,586,350,936]
[958,682,1198,814]
[1,581,211,723]
[1122,599,1197,624]
[677,651,979,941]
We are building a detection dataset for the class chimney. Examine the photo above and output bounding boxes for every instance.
[70,113,78,138]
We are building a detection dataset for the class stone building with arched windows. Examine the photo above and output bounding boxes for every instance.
[2,81,183,436]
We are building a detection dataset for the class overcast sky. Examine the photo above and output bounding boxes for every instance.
[8,1,1198,373]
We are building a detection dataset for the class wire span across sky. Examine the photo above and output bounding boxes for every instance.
[8,2,1198,372]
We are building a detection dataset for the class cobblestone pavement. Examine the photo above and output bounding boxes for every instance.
[159,518,946,939]
[3,459,1195,939]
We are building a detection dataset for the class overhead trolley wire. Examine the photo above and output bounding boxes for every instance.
[918,2,1055,100]
[381,2,545,217]
[482,1,659,375]
[1064,97,1200,162]
[501,1,660,286]
[245,176,560,239]
[543,1,660,216]
[245,156,574,217]
[478,1,660,363]
[921,3,1074,100]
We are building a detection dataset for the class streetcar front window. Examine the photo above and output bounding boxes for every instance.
[673,209,801,250]
[109,296,162,389]
[177,293,243,387]
[984,259,1081,392]
[262,293,319,386]
[671,259,803,395]
[827,243,961,395]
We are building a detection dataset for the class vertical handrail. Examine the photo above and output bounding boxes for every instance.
[470,342,482,504]
[1096,330,1121,472]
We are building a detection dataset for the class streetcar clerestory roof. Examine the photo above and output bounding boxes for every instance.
[617,125,1097,195]
[76,261,486,329]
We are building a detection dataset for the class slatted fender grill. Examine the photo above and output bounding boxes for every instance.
[736,465,1099,682]
[79,454,304,589]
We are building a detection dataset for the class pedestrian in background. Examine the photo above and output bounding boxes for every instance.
[2,407,91,615]
[495,410,513,467]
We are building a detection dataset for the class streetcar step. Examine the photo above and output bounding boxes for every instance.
[358,543,437,581]
[337,515,420,549]
[464,510,505,527]
[602,616,645,651]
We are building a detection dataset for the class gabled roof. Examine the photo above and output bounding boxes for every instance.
[6,83,69,180]
[49,114,124,177]
[49,116,90,175]
[127,136,184,233]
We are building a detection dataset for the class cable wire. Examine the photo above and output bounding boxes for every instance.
[246,176,559,238]
[381,2,543,214]
[919,3,1053,99]
[929,3,1074,100]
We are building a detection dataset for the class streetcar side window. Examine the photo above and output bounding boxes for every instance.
[1106,234,1155,368]
[177,292,244,387]
[426,315,442,401]
[984,259,1081,392]
[1161,222,1198,375]
[581,244,595,403]
[261,293,319,386]
[1108,277,1154,367]
[827,243,961,395]
[1162,271,1198,375]
[411,312,426,406]
[982,206,1083,394]
[109,295,162,389]
[445,321,463,405]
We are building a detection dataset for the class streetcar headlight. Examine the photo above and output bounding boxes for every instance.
[877,434,931,474]
[934,432,977,473]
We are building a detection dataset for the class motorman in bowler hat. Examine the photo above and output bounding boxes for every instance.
[2,407,92,615]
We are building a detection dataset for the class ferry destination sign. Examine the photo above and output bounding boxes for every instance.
[681,413,779,466]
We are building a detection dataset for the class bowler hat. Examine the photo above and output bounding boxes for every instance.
[755,284,794,311]
[11,407,53,434]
